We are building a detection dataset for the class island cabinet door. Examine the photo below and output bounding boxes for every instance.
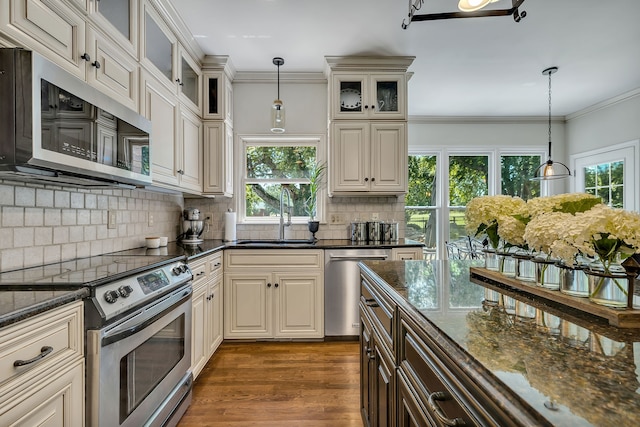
[397,370,436,427]
[360,311,375,427]
[373,333,395,427]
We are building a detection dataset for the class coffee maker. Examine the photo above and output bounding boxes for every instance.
[180,208,204,244]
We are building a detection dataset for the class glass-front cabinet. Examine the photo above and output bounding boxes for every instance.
[203,71,233,123]
[142,5,175,84]
[331,72,406,120]
[177,46,202,114]
[91,0,137,57]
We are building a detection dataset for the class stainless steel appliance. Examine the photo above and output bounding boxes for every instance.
[324,248,391,337]
[180,208,204,244]
[0,48,152,188]
[0,252,194,427]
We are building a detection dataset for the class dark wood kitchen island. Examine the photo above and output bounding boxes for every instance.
[359,259,640,427]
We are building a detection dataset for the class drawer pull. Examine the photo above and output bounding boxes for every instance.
[365,300,379,308]
[365,346,375,360]
[427,391,465,426]
[14,346,54,367]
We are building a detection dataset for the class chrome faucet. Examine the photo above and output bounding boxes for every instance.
[279,186,293,240]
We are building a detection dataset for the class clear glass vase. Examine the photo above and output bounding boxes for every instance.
[498,252,516,277]
[484,249,499,271]
[513,252,536,282]
[586,264,628,308]
[534,258,561,290]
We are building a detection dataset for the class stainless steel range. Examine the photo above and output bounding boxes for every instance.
[0,252,194,427]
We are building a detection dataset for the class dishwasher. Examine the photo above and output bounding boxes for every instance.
[324,248,392,338]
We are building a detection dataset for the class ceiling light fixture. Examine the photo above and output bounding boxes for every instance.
[531,66,571,181]
[402,0,526,28]
[270,57,285,133]
[458,0,499,13]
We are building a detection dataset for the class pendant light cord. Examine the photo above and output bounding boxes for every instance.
[277,63,280,100]
[547,69,552,159]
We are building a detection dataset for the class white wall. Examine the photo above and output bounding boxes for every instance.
[565,90,640,155]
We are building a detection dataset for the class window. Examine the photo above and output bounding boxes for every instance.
[239,135,325,223]
[571,140,639,211]
[406,149,543,259]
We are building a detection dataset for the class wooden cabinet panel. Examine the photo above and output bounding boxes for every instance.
[179,107,203,192]
[224,274,271,338]
[274,273,323,338]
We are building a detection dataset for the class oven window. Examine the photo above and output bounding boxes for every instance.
[119,314,185,422]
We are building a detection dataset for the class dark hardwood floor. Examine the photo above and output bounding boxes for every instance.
[178,341,363,427]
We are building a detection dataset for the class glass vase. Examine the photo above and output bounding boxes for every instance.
[513,253,536,282]
[586,266,628,308]
[559,264,590,297]
[498,252,516,277]
[484,249,499,271]
[534,259,561,290]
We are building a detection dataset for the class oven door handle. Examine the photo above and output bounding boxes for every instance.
[101,286,192,347]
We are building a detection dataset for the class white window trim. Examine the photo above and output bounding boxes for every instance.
[407,146,545,259]
[570,139,639,212]
[235,134,327,224]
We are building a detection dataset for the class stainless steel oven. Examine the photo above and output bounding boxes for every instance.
[82,257,193,427]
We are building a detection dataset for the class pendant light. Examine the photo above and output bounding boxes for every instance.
[458,0,499,12]
[532,66,571,180]
[270,57,285,133]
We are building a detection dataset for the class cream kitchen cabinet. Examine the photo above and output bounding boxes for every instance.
[141,2,201,116]
[0,301,84,426]
[202,67,233,124]
[0,0,87,79]
[330,121,407,195]
[224,250,324,339]
[330,72,407,120]
[142,70,202,193]
[89,0,138,58]
[203,121,233,197]
[190,252,223,379]
[392,247,423,261]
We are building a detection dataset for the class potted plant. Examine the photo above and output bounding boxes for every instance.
[304,161,326,240]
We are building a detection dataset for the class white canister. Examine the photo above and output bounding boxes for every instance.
[145,237,160,249]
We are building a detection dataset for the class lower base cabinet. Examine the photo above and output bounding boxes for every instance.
[224,250,324,339]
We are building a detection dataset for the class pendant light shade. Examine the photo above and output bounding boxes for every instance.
[270,57,285,133]
[458,0,499,12]
[532,66,571,181]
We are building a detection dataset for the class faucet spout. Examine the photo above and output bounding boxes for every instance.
[279,186,293,240]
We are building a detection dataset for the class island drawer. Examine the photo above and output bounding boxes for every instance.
[361,275,394,353]
[398,310,513,427]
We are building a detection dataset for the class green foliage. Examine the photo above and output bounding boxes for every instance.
[304,161,326,219]
[449,156,489,206]
[501,155,541,200]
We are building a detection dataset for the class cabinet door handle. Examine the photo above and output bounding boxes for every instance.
[14,346,54,367]
[178,169,184,175]
[81,53,91,62]
[427,391,466,426]
[196,271,205,277]
[365,301,379,308]
[274,283,279,288]
[176,78,184,86]
[267,283,272,288]
[92,60,101,69]
[364,177,369,182]
[371,177,375,182]
[365,346,375,360]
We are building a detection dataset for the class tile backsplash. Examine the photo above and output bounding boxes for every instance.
[0,180,182,271]
[189,196,406,241]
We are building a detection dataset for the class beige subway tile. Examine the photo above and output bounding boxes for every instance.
[24,208,44,226]
[61,209,76,226]
[0,184,14,205]
[44,208,61,226]
[35,227,53,246]
[53,227,69,244]
[36,188,54,208]
[15,186,35,207]
[2,206,24,227]
[54,190,70,208]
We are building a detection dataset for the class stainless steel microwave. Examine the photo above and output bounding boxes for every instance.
[0,48,152,188]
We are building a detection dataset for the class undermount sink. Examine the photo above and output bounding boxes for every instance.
[234,239,315,246]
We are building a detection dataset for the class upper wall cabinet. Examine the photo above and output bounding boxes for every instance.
[0,0,87,79]
[89,0,138,58]
[140,2,201,115]
[202,55,234,123]
[331,72,407,120]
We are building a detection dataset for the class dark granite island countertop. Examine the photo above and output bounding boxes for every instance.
[360,259,640,427]
[0,288,89,328]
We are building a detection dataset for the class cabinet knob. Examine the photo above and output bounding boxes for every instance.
[267,283,272,288]
[92,60,101,69]
[428,391,466,426]
[371,104,376,110]
[274,283,279,288]
[178,169,184,175]
[371,177,375,182]
[176,78,184,86]
[81,53,91,62]
[364,177,369,182]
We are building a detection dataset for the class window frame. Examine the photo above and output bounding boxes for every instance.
[236,134,326,224]
[570,139,639,212]
[407,146,545,260]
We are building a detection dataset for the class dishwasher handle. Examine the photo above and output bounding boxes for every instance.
[328,254,389,261]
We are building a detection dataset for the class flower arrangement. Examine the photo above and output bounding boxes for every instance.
[304,161,326,220]
[525,192,602,218]
[464,195,526,250]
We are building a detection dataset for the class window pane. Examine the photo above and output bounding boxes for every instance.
[500,155,541,200]
[245,183,310,217]
[611,186,623,208]
[449,156,488,206]
[405,208,436,249]
[407,155,437,207]
[246,146,316,179]
[611,161,624,185]
[597,164,610,186]
[449,207,467,241]
[582,160,624,208]
[584,166,596,188]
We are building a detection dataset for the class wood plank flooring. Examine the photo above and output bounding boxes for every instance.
[178,341,363,427]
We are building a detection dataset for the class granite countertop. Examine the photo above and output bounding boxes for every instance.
[0,288,89,329]
[123,238,424,261]
[0,238,423,329]
[360,259,640,427]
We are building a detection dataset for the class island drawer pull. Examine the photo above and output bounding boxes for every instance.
[14,346,54,367]
[427,391,465,426]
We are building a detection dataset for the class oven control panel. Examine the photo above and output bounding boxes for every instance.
[95,261,192,320]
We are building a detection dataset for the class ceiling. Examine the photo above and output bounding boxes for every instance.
[168,0,640,117]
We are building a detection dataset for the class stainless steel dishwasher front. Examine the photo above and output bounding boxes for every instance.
[324,248,392,338]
